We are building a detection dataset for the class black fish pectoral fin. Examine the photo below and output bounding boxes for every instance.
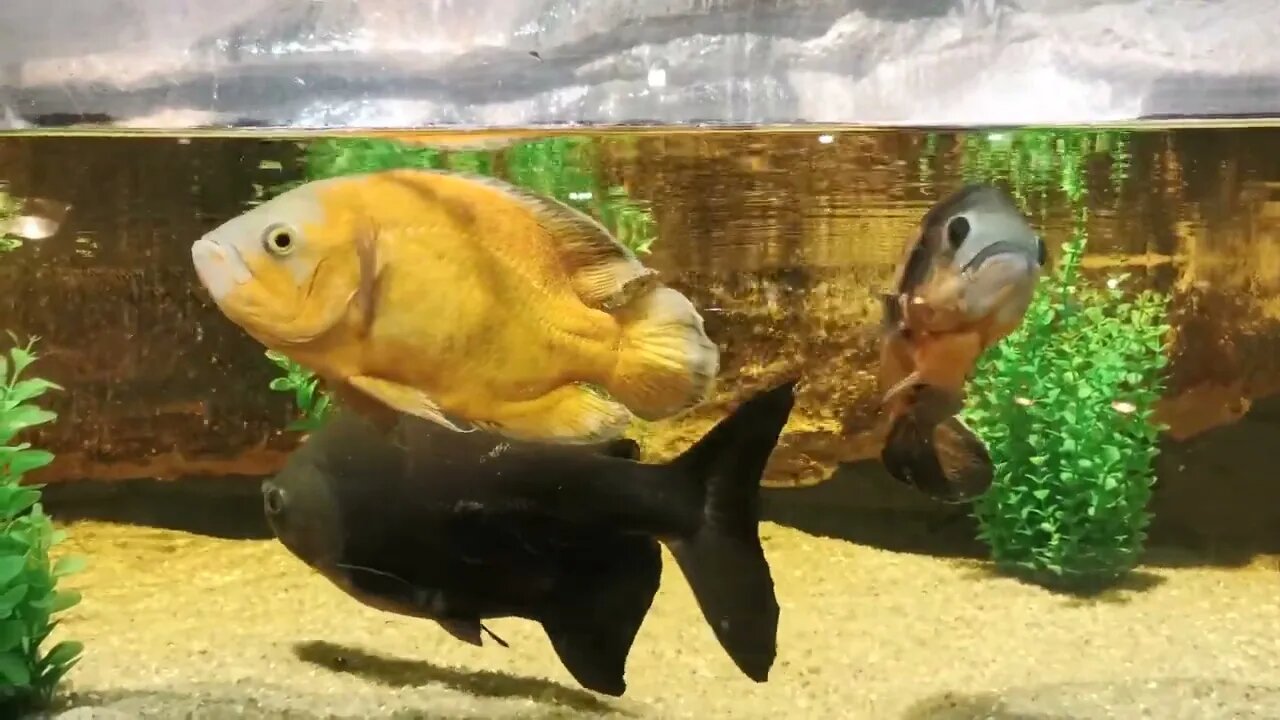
[436,618,485,646]
[663,378,797,683]
[539,537,662,697]
[480,623,510,648]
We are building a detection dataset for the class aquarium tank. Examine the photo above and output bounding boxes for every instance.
[0,1,1278,719]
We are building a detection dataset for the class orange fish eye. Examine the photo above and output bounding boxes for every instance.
[262,223,298,256]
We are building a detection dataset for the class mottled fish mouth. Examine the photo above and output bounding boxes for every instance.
[961,240,1024,271]
[191,237,252,303]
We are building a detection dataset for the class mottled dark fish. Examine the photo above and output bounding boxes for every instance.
[261,380,798,696]
[878,183,1045,503]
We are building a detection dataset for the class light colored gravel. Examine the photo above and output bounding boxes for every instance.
[30,521,1280,719]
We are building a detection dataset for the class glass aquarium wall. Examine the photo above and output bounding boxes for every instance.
[0,127,1278,718]
[3,0,1279,129]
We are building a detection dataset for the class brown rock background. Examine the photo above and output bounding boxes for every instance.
[1,128,1279,558]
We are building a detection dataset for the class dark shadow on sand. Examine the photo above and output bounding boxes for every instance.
[954,562,1167,603]
[293,640,623,715]
[54,687,331,719]
[40,474,272,540]
[900,677,1280,719]
[764,390,1280,572]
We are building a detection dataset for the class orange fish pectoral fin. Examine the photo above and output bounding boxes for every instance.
[353,222,385,334]
[347,375,477,434]
[486,385,633,445]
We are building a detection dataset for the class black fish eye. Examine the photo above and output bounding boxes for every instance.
[946,216,970,250]
[264,485,286,515]
[262,224,296,256]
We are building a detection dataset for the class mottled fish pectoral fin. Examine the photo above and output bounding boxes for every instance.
[880,369,923,410]
[487,385,633,445]
[347,375,477,434]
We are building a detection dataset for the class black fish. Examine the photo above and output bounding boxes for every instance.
[261,379,798,696]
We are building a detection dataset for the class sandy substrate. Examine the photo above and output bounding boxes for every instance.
[28,521,1280,720]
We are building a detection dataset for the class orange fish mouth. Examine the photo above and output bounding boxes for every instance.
[191,237,252,304]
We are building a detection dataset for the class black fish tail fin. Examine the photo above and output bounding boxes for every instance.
[664,377,798,683]
[540,537,663,697]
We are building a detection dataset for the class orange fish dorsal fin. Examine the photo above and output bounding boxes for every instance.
[428,171,660,310]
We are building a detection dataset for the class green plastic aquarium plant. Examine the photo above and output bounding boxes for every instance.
[0,334,84,713]
[265,350,332,433]
[960,217,1172,588]
[261,134,661,425]
[0,189,24,253]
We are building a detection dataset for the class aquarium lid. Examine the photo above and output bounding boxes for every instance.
[1,0,1278,131]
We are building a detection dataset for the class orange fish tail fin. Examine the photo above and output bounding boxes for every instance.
[608,286,720,421]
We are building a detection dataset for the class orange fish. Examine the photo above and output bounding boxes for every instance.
[877,183,1047,502]
[191,169,719,445]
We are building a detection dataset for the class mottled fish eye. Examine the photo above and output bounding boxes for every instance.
[262,223,298,256]
[945,216,970,250]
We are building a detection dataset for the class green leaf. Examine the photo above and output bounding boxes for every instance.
[7,344,36,377]
[0,648,30,686]
[46,589,80,614]
[0,557,24,587]
[4,449,54,477]
[0,583,29,618]
[268,377,293,392]
[51,555,86,578]
[0,619,23,650]
[0,405,58,436]
[38,655,78,689]
[38,640,82,670]
[3,378,62,406]
[0,487,41,520]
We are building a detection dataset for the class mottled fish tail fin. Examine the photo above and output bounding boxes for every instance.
[663,378,797,682]
[608,285,720,421]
